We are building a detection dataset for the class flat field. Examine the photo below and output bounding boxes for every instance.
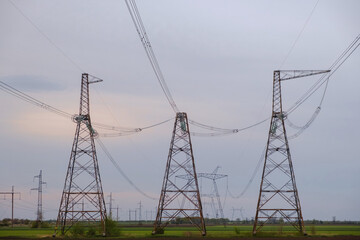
[0,224,359,239]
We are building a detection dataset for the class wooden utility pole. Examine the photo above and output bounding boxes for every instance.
[0,186,21,227]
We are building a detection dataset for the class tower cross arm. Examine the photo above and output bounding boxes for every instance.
[176,173,228,181]
[86,73,104,84]
[279,70,330,81]
[198,173,228,180]
[88,79,103,84]
[175,174,193,181]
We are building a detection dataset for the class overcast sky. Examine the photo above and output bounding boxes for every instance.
[0,0,359,222]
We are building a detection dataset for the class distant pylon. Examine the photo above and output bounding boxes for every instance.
[54,73,106,236]
[31,170,46,222]
[253,70,329,235]
[198,166,226,221]
[153,112,206,236]
[177,166,227,221]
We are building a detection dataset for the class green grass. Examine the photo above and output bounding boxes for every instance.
[0,227,53,238]
[0,224,359,238]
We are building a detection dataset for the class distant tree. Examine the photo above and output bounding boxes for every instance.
[105,218,121,237]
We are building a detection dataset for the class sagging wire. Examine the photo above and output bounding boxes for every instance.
[98,117,174,137]
[0,80,73,119]
[191,34,359,139]
[96,138,157,200]
[285,34,360,138]
[286,106,321,139]
[287,34,360,115]
[125,0,179,113]
[8,0,171,137]
[0,79,141,135]
[0,79,172,137]
[227,146,266,199]
[189,117,269,137]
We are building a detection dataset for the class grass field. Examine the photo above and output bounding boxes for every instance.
[0,224,359,238]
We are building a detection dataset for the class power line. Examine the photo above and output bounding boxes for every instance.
[0,79,138,134]
[189,118,269,137]
[0,80,73,119]
[98,118,174,137]
[125,0,179,113]
[279,0,320,69]
[8,0,175,131]
[190,34,360,138]
[227,146,266,199]
[284,34,360,138]
[96,138,157,200]
[0,79,172,136]
[8,0,359,141]
[287,34,360,115]
[8,0,84,73]
[11,0,176,114]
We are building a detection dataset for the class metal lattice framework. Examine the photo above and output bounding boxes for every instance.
[177,166,227,220]
[31,170,46,222]
[253,70,328,235]
[55,73,106,236]
[153,112,206,236]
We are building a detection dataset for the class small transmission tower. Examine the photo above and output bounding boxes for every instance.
[153,112,206,236]
[198,167,227,221]
[177,166,227,220]
[31,170,46,223]
[253,70,329,235]
[55,73,107,236]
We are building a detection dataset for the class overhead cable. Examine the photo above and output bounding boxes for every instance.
[8,0,84,73]
[279,0,320,69]
[96,138,157,200]
[286,107,321,139]
[227,146,266,199]
[0,79,171,136]
[189,32,359,138]
[125,0,179,113]
[285,34,360,137]
[287,34,360,115]
[190,35,359,139]
[98,117,174,137]
[0,80,72,119]
[189,117,269,137]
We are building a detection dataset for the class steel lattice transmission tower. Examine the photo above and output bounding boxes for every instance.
[253,70,329,235]
[153,112,206,236]
[54,73,107,236]
[177,166,227,220]
[198,167,227,221]
[31,170,46,223]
